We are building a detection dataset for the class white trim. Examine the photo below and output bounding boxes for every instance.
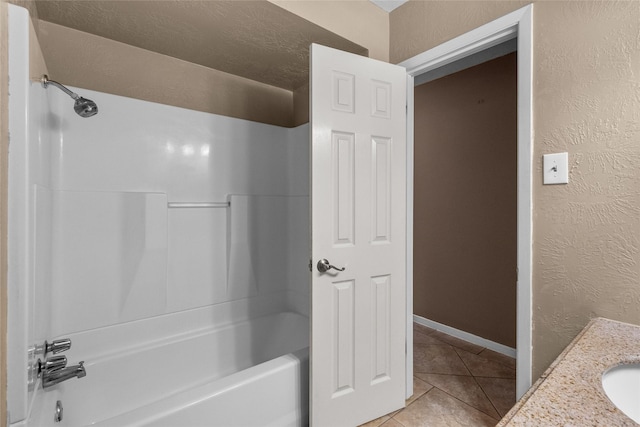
[404,74,414,400]
[414,38,517,86]
[400,6,528,75]
[7,5,31,423]
[401,4,534,399]
[413,315,517,359]
[515,4,534,400]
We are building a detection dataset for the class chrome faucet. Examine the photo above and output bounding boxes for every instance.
[36,338,87,388]
[42,360,86,389]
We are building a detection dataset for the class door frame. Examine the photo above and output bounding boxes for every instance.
[400,4,534,399]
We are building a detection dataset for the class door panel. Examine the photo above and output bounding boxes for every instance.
[311,44,407,427]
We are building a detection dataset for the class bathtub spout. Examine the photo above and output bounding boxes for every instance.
[43,361,86,389]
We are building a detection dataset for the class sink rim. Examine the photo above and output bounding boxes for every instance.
[601,362,640,424]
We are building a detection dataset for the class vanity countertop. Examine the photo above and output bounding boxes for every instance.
[497,317,640,426]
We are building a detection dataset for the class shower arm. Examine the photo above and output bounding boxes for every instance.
[40,74,98,118]
[41,75,80,100]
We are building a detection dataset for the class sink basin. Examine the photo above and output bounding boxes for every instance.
[602,363,640,423]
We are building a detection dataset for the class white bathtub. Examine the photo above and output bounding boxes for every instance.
[28,311,309,427]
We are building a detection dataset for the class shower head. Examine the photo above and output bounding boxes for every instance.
[73,97,98,118]
[41,75,98,118]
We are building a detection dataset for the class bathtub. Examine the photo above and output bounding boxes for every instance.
[27,311,309,427]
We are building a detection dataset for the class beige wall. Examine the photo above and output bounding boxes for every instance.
[269,0,389,62]
[27,1,386,129]
[392,0,640,380]
[293,83,310,126]
[28,14,46,79]
[414,53,517,348]
[14,0,387,130]
[0,0,6,422]
[390,1,528,64]
[38,21,295,128]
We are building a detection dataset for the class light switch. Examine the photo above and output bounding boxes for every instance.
[543,152,569,185]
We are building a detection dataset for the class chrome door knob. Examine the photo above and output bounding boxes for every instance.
[317,259,345,273]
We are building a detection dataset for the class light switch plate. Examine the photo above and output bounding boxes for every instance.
[543,152,569,184]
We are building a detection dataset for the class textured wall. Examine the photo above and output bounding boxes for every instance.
[270,0,389,62]
[391,0,640,380]
[24,1,384,128]
[28,13,46,79]
[34,1,367,92]
[390,0,528,64]
[31,1,375,128]
[292,83,310,127]
[414,53,517,348]
[38,21,295,127]
[532,0,640,379]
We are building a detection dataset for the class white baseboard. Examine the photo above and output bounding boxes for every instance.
[413,314,516,359]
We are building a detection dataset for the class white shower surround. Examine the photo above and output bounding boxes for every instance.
[43,86,310,335]
[8,5,310,425]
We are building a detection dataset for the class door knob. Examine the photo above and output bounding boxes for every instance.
[317,259,345,273]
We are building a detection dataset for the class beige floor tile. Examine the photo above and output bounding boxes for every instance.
[415,373,500,419]
[477,349,516,370]
[475,377,517,418]
[359,415,391,427]
[406,376,434,405]
[360,383,426,425]
[359,322,515,427]
[392,388,498,427]
[414,330,447,345]
[381,418,405,426]
[455,348,516,379]
[429,331,485,354]
[414,323,436,335]
[414,343,470,375]
[387,408,402,419]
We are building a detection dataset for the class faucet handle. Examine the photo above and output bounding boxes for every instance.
[45,338,71,355]
[37,355,67,377]
[43,355,67,372]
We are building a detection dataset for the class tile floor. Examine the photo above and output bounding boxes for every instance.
[360,323,516,427]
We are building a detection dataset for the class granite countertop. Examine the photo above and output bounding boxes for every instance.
[497,317,640,426]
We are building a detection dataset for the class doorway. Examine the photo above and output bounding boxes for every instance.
[413,49,518,354]
[401,4,533,399]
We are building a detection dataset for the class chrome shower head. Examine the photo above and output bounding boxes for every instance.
[41,75,98,118]
[73,97,98,118]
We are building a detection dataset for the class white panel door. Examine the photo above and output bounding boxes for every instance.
[311,44,407,427]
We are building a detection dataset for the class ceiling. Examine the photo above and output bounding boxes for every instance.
[34,0,368,92]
